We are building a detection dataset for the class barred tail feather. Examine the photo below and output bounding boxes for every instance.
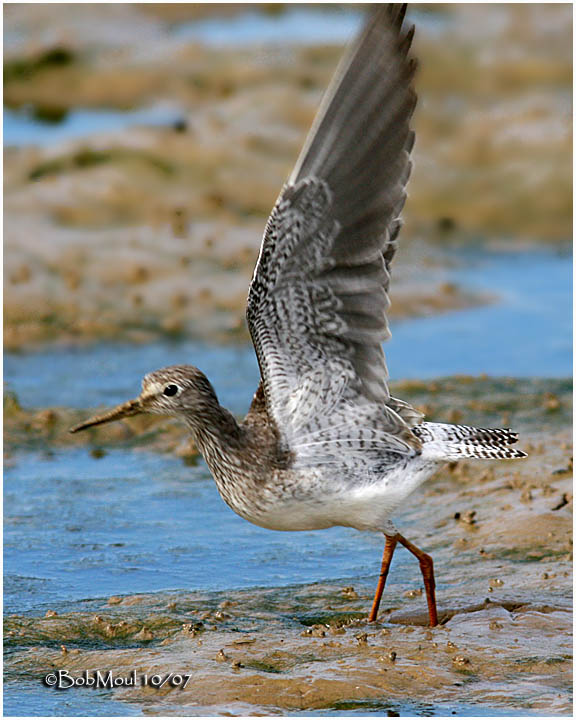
[414,422,527,461]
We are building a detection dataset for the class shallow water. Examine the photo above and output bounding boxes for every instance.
[172,7,363,47]
[172,7,448,47]
[3,105,183,148]
[2,679,141,717]
[4,448,388,616]
[299,702,537,717]
[387,247,572,379]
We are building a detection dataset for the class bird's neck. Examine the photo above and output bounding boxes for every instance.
[183,394,286,522]
[184,403,245,477]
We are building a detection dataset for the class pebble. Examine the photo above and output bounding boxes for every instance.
[218,600,238,609]
[182,622,203,637]
[232,637,256,645]
[302,625,326,638]
[134,628,154,641]
[454,509,477,525]
[403,588,423,598]
[341,586,359,599]
[452,655,471,667]
[329,626,346,636]
[520,489,532,503]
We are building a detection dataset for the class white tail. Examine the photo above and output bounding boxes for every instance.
[415,422,527,461]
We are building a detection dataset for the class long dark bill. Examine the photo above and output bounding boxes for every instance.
[69,399,142,433]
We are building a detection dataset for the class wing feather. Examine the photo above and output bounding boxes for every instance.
[246,5,421,457]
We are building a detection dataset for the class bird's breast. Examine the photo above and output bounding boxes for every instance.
[212,457,442,533]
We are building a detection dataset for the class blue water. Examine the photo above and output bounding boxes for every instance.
[172,7,362,47]
[4,449,388,616]
[303,702,541,717]
[2,680,141,717]
[386,247,572,379]
[172,7,448,47]
[4,5,569,715]
[5,342,258,413]
[3,106,183,148]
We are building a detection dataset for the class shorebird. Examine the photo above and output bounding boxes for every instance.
[71,5,526,627]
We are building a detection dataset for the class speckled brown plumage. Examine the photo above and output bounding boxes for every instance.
[70,5,526,627]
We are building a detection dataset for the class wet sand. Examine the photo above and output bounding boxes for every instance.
[4,376,571,457]
[4,215,489,350]
[4,3,572,349]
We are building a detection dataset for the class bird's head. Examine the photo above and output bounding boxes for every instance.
[69,365,218,433]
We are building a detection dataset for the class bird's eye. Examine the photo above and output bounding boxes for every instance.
[163,384,180,397]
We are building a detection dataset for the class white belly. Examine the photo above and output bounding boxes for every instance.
[232,457,442,533]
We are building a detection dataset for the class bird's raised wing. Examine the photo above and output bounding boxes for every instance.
[246,5,420,452]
